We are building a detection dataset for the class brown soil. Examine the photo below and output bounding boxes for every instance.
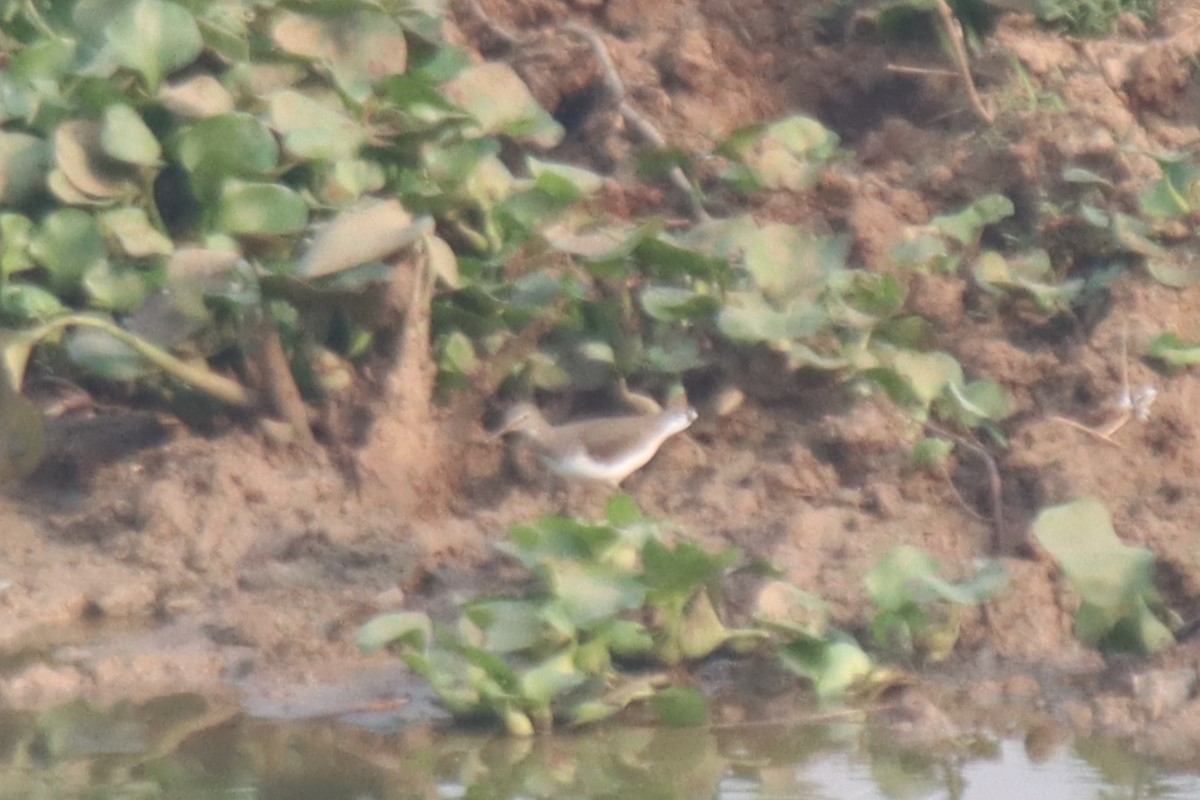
[5,0,1200,767]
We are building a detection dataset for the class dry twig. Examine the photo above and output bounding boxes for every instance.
[933,0,993,125]
[561,22,709,222]
[924,420,1005,552]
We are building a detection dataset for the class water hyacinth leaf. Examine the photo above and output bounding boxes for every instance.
[866,546,1008,609]
[426,234,459,289]
[1062,166,1113,187]
[642,539,737,598]
[635,236,731,284]
[933,194,1015,246]
[1138,154,1197,219]
[944,378,1015,424]
[271,9,407,101]
[544,220,659,264]
[30,209,108,294]
[0,131,50,205]
[547,562,646,628]
[0,390,46,482]
[100,207,173,258]
[1145,252,1200,289]
[216,181,308,236]
[105,0,203,91]
[1147,332,1200,369]
[716,293,827,344]
[518,650,587,708]
[266,90,365,162]
[378,74,471,129]
[679,589,743,661]
[157,74,235,118]
[356,611,431,653]
[604,493,642,527]
[1032,497,1174,653]
[100,104,162,166]
[443,62,564,148]
[82,260,149,312]
[896,350,964,403]
[1,215,35,276]
[720,114,839,191]
[325,159,387,202]
[527,157,604,200]
[54,120,133,200]
[0,283,66,322]
[778,632,874,699]
[66,325,151,381]
[640,286,718,323]
[910,436,954,470]
[174,113,279,201]
[650,686,710,727]
[298,200,425,278]
[438,330,476,377]
[465,600,547,654]
[743,224,846,301]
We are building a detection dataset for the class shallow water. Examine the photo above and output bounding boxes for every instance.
[1,694,1197,799]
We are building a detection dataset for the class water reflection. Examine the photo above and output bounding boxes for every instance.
[0,694,1196,799]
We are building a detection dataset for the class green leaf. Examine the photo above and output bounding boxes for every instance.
[82,260,148,312]
[650,686,710,727]
[271,9,408,102]
[716,294,827,344]
[546,562,646,628]
[1147,332,1200,369]
[518,649,586,708]
[910,437,954,470]
[30,209,107,294]
[443,62,564,148]
[105,0,203,90]
[466,600,548,654]
[1138,153,1198,219]
[0,283,67,322]
[604,493,642,527]
[266,90,365,162]
[0,214,36,276]
[0,131,50,205]
[174,113,280,201]
[719,114,839,192]
[100,207,173,258]
[933,194,1014,246]
[1032,497,1174,654]
[216,181,308,236]
[100,104,162,166]
[778,632,874,699]
[357,611,431,653]
[640,286,719,323]
[297,200,425,278]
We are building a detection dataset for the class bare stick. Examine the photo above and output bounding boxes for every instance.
[458,0,527,47]
[886,64,960,78]
[562,22,710,222]
[924,420,1004,551]
[933,0,993,125]
[1049,413,1127,447]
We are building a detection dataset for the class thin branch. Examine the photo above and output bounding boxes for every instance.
[561,22,710,222]
[458,0,527,47]
[933,0,993,125]
[924,420,1005,552]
